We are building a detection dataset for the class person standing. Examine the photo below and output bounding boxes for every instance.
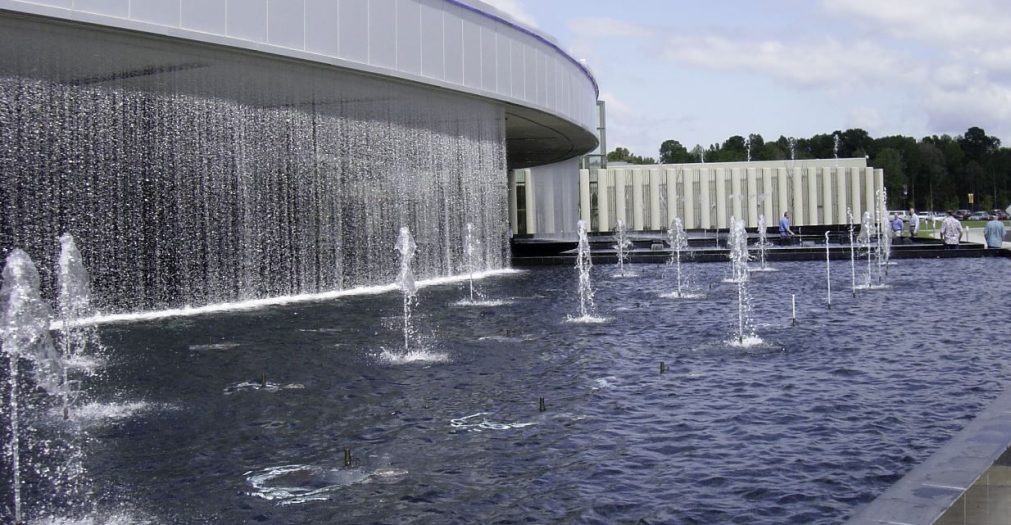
[983,214,1006,249]
[908,208,920,239]
[890,213,904,238]
[939,210,963,250]
[779,211,794,245]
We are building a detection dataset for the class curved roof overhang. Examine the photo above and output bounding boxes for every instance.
[0,0,599,169]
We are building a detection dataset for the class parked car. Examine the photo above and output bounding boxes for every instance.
[955,209,972,220]
[887,210,910,221]
[990,209,1009,220]
[967,211,990,221]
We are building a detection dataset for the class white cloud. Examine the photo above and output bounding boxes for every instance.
[924,83,1011,136]
[566,16,653,38]
[846,107,883,134]
[659,35,917,89]
[822,0,1011,48]
[478,0,538,28]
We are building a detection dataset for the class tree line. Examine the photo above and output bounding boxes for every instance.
[606,127,1010,211]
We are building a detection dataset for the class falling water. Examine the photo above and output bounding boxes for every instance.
[847,208,857,296]
[857,210,885,289]
[395,227,417,353]
[664,217,692,299]
[745,137,751,162]
[788,137,796,161]
[0,62,508,316]
[824,231,832,308]
[569,220,601,322]
[754,214,774,271]
[878,188,892,271]
[833,133,840,159]
[1,250,63,524]
[56,234,102,416]
[613,219,632,277]
[728,218,755,345]
[464,223,477,303]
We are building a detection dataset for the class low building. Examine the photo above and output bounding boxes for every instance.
[511,158,885,235]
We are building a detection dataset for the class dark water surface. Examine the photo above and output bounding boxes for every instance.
[84,257,1010,524]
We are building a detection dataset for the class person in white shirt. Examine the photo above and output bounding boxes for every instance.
[907,208,920,240]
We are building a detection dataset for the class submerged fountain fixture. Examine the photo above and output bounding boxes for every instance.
[613,219,632,277]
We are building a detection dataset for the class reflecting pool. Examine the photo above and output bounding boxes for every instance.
[14,257,1011,523]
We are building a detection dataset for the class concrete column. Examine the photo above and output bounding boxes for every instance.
[746,168,759,226]
[822,167,834,225]
[579,169,591,224]
[850,167,862,219]
[665,167,678,227]
[699,168,712,229]
[508,170,518,234]
[632,168,645,230]
[835,166,849,223]
[649,168,662,230]
[730,168,743,223]
[684,168,696,229]
[614,168,626,230]
[761,168,774,223]
[524,169,537,235]
[808,167,819,225]
[777,167,789,222]
[792,166,805,226]
[598,169,610,232]
[716,168,728,228]
[864,167,876,221]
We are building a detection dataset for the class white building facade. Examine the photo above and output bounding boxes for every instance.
[512,159,885,235]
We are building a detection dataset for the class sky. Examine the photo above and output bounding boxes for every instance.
[482,0,1011,159]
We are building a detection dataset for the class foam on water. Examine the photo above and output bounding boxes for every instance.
[564,314,610,324]
[854,283,891,291]
[187,342,240,351]
[377,348,450,365]
[245,463,408,505]
[477,334,534,343]
[449,413,536,432]
[64,401,163,424]
[62,354,105,373]
[592,377,617,390]
[223,381,306,395]
[748,267,779,273]
[35,510,157,525]
[659,291,705,300]
[451,299,513,307]
[611,271,640,279]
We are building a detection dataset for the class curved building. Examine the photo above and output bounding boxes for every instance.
[0,0,599,311]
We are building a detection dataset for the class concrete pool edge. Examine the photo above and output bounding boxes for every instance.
[845,384,1011,524]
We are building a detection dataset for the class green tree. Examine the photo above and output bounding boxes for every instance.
[607,147,632,162]
[718,136,748,161]
[873,148,906,207]
[658,140,693,164]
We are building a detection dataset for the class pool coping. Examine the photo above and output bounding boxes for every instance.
[844,385,1011,525]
